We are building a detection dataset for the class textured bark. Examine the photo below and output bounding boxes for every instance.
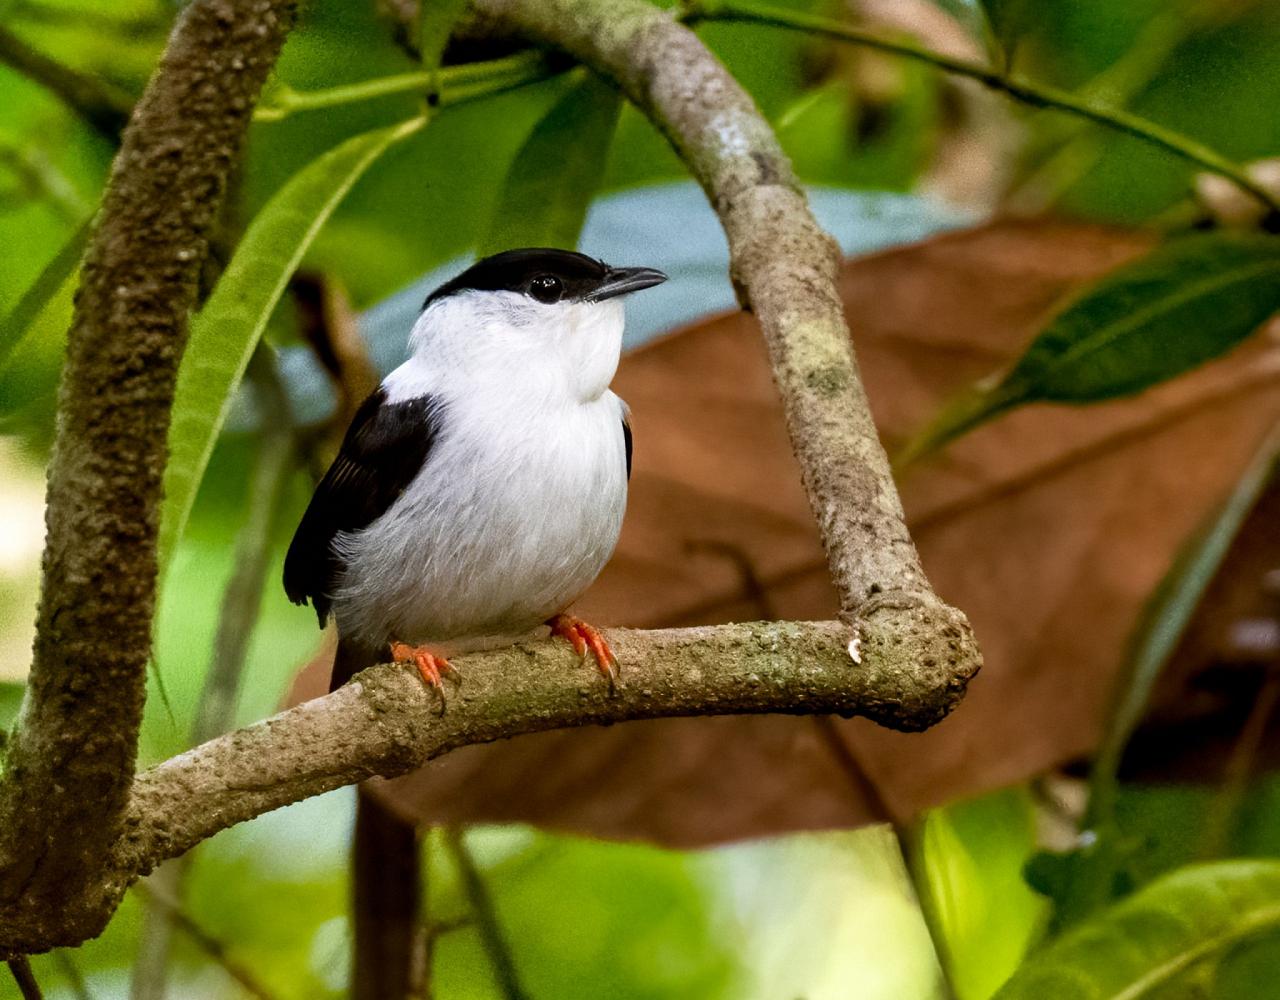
[470,0,980,678]
[0,0,982,960]
[0,0,296,956]
[111,620,970,884]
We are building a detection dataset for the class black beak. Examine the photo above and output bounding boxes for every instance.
[589,266,668,302]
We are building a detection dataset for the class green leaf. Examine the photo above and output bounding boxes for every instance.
[896,233,1280,469]
[994,861,1280,999]
[480,71,621,255]
[977,0,1032,70]
[913,789,1047,1000]
[0,218,90,373]
[1045,423,1280,929]
[418,0,468,73]
[158,116,425,575]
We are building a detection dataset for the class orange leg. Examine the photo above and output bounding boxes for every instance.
[547,613,618,687]
[390,641,455,690]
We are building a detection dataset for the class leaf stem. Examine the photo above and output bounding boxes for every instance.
[0,22,133,141]
[254,51,558,122]
[7,958,42,1000]
[442,829,531,1000]
[687,0,1280,218]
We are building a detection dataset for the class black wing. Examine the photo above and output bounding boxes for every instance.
[284,388,446,626]
[622,413,632,480]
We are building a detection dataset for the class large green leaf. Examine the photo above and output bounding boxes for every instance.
[158,117,425,574]
[994,861,1280,999]
[896,233,1280,468]
[480,70,621,255]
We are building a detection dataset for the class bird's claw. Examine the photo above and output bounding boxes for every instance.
[547,614,619,690]
[390,641,455,707]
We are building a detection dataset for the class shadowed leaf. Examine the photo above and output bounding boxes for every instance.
[480,71,621,255]
[897,233,1280,468]
[993,861,1280,999]
[158,117,425,575]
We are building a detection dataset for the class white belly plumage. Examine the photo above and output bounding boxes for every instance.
[331,391,628,652]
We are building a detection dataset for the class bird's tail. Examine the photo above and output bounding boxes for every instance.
[331,636,379,692]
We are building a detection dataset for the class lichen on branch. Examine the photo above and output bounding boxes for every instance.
[0,0,297,958]
[0,0,981,961]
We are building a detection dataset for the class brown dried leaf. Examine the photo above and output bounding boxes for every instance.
[288,220,1280,844]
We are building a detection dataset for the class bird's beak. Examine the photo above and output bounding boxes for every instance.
[590,266,668,301]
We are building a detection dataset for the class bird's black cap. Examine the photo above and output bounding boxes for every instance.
[424,248,666,309]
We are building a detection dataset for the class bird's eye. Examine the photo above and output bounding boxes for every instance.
[528,274,563,304]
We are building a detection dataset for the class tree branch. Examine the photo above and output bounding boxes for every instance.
[0,0,981,959]
[112,619,968,885]
[469,0,980,684]
[0,0,296,957]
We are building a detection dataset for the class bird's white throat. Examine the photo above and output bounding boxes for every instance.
[388,290,626,407]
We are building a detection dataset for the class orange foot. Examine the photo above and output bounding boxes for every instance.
[548,613,618,688]
[390,641,455,691]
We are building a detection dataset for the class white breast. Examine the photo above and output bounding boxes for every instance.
[333,390,628,651]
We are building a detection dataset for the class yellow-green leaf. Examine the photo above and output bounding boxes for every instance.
[995,861,1280,999]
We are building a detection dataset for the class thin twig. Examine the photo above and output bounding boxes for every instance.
[134,884,277,1000]
[0,22,132,140]
[690,0,1280,218]
[1199,667,1280,859]
[443,829,531,1000]
[253,50,558,122]
[7,958,43,999]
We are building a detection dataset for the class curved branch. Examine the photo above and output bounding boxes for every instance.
[0,0,296,956]
[470,0,981,678]
[114,620,970,880]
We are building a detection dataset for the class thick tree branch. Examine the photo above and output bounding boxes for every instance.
[469,0,980,677]
[0,0,981,960]
[112,619,968,883]
[0,0,295,956]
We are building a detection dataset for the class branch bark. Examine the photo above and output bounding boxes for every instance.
[469,0,980,681]
[0,0,296,957]
[0,0,981,960]
[114,619,967,881]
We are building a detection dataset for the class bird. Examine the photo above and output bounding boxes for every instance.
[283,247,667,695]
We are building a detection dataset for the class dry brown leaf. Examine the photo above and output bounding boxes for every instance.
[287,219,1280,844]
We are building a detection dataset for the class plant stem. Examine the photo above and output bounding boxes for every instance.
[254,50,558,122]
[135,883,277,1000]
[0,22,132,141]
[443,829,531,1000]
[7,958,42,1000]
[689,0,1280,217]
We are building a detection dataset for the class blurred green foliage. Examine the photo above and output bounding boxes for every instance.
[3,0,1280,996]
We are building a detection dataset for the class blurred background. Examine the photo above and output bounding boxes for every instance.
[3,0,1280,996]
